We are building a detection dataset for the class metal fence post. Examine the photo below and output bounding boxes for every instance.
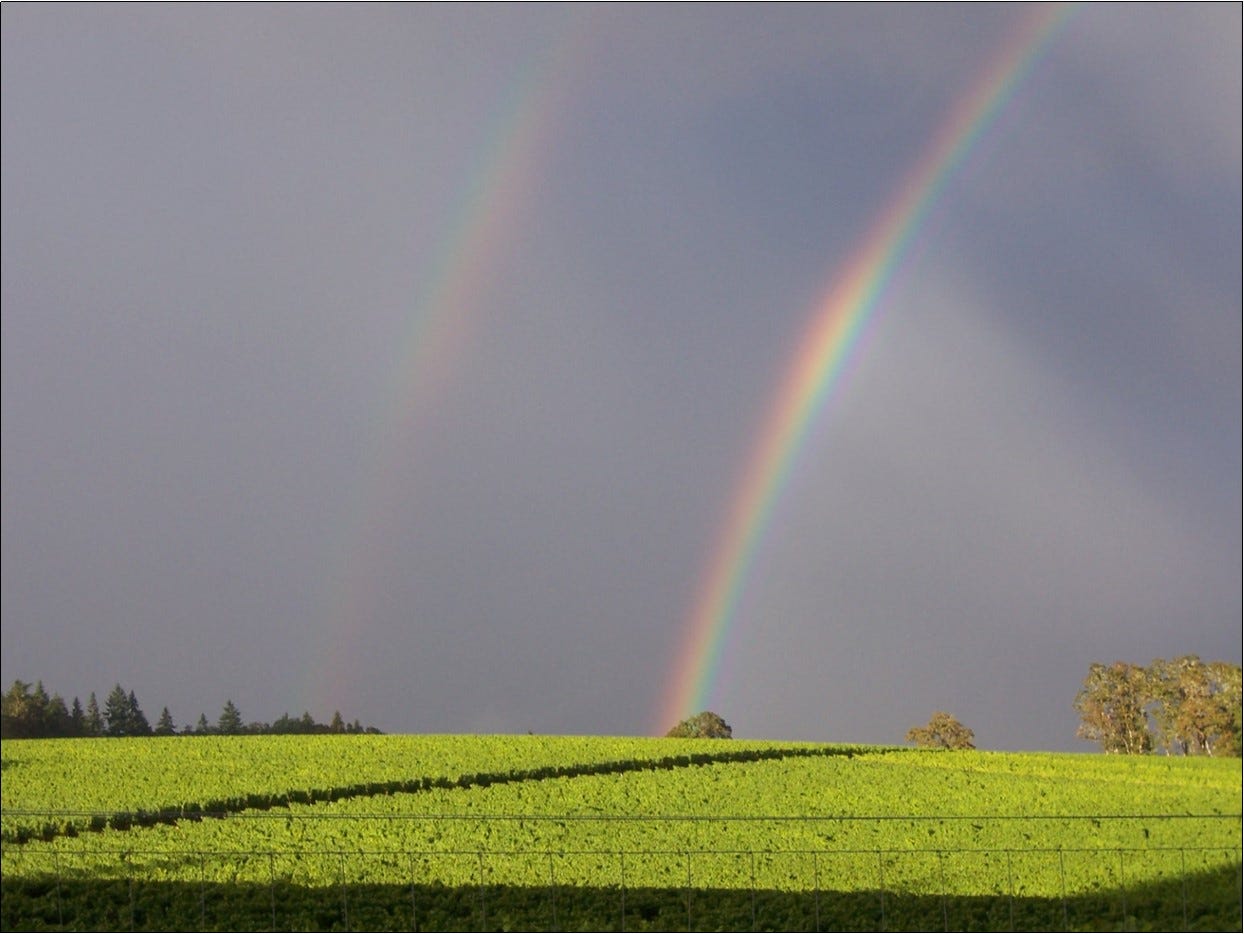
[685,850,692,932]
[619,849,627,932]
[750,850,757,931]
[1117,849,1126,925]
[1058,849,1068,932]
[876,850,886,932]
[938,850,948,932]
[478,851,487,931]
[1006,848,1014,933]
[813,850,821,933]
[200,851,208,931]
[409,852,419,932]
[52,848,64,929]
[547,849,557,931]
[1179,848,1188,929]
[339,851,349,931]
[268,852,277,932]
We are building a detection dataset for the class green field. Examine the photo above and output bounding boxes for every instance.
[1,736,1240,931]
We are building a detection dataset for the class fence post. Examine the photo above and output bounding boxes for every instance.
[812,850,821,934]
[339,851,349,931]
[547,849,557,931]
[750,850,757,931]
[1117,849,1126,925]
[1006,849,1014,933]
[685,851,692,932]
[478,851,487,931]
[52,848,64,929]
[268,852,277,932]
[938,850,948,932]
[619,849,626,932]
[409,852,419,932]
[876,850,886,932]
[1058,849,1068,932]
[1179,848,1188,930]
[200,851,208,931]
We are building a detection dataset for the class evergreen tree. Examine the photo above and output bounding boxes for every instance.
[30,681,50,731]
[330,710,345,733]
[104,684,130,736]
[126,690,151,735]
[84,692,103,737]
[154,707,176,735]
[195,713,211,734]
[217,700,243,735]
[45,693,71,737]
[271,712,296,734]
[70,696,85,736]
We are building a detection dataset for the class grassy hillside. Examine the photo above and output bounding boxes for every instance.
[2,735,1239,931]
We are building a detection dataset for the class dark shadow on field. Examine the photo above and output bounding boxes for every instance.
[2,863,1240,932]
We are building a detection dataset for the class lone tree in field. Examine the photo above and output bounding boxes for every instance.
[666,710,732,739]
[906,711,975,749]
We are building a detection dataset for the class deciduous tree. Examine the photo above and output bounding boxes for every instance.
[906,711,975,749]
[665,711,732,738]
[1074,662,1152,754]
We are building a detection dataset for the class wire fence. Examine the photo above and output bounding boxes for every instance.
[2,813,1241,932]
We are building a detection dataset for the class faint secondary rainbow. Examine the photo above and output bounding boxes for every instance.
[655,4,1075,733]
[307,15,594,718]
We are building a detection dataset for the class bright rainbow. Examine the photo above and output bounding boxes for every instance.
[655,4,1075,733]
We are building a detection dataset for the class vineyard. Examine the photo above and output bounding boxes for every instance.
[2,735,1240,931]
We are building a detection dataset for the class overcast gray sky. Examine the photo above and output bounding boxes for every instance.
[3,4,1239,750]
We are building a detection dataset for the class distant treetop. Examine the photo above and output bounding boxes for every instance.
[665,710,733,739]
[906,711,975,750]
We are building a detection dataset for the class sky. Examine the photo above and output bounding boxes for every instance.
[2,4,1239,751]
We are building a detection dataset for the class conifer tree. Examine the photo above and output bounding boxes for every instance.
[104,684,130,736]
[127,690,151,735]
[217,700,243,735]
[84,692,103,736]
[155,707,176,735]
[70,696,85,736]
[45,693,71,737]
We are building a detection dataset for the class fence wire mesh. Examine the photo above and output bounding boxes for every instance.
[2,812,1240,932]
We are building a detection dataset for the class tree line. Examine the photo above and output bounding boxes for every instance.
[0,680,380,740]
[1074,656,1240,756]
